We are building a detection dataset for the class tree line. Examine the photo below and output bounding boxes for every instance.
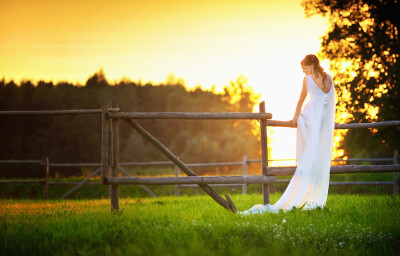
[0,70,263,178]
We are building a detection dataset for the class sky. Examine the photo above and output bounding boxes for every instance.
[0,0,329,164]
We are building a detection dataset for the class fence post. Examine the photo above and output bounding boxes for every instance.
[43,157,49,200]
[101,100,110,182]
[259,101,270,204]
[108,101,113,199]
[111,101,120,210]
[242,155,247,195]
[394,150,398,195]
[175,160,179,197]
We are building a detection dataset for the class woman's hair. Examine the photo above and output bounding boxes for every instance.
[301,54,327,83]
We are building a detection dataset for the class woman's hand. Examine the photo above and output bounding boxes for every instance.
[291,116,298,128]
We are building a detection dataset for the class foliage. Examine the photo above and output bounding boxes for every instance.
[0,194,399,255]
[0,70,262,178]
[302,0,400,157]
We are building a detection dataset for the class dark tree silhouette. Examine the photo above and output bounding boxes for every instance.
[0,72,263,178]
[302,0,400,157]
[85,68,109,88]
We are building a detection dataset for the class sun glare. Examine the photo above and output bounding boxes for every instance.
[0,0,329,164]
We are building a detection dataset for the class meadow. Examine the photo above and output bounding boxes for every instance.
[1,193,399,256]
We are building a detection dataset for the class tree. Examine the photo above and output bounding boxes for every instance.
[0,73,263,178]
[302,0,400,157]
[85,68,109,88]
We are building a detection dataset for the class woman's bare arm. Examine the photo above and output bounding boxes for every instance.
[291,77,307,127]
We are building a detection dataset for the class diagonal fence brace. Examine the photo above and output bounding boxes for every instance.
[61,167,101,199]
[123,118,236,213]
[118,167,157,198]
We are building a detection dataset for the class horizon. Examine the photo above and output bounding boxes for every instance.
[0,0,331,163]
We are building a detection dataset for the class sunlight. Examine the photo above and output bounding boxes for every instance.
[0,0,329,164]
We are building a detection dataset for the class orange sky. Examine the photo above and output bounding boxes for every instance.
[0,0,329,163]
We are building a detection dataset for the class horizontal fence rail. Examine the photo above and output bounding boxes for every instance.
[107,112,273,120]
[265,120,400,129]
[266,165,400,176]
[275,179,395,186]
[0,108,119,116]
[178,181,397,188]
[40,157,398,168]
[0,160,44,164]
[0,180,103,185]
[0,179,45,184]
[104,175,276,185]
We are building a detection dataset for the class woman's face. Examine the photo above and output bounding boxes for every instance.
[301,64,314,75]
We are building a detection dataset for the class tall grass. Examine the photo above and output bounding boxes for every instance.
[1,193,399,255]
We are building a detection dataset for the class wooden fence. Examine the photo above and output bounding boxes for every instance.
[0,158,50,199]
[1,153,398,199]
[0,160,158,199]
[102,100,400,212]
[1,102,400,213]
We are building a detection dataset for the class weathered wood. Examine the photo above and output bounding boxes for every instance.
[265,120,293,127]
[108,112,272,120]
[60,168,102,199]
[48,182,103,185]
[101,101,110,181]
[332,158,393,162]
[394,150,398,195]
[265,165,400,176]
[259,102,270,204]
[108,101,113,179]
[247,159,262,163]
[0,160,43,164]
[175,161,180,197]
[242,155,247,195]
[50,163,102,167]
[0,179,387,186]
[123,119,232,210]
[178,184,243,188]
[0,180,45,184]
[0,108,119,116]
[274,179,393,186]
[107,101,113,199]
[118,161,244,167]
[111,101,119,211]
[265,120,400,129]
[104,175,276,185]
[43,157,49,200]
[43,157,396,168]
[330,181,393,186]
[225,194,237,213]
[118,168,157,198]
[335,121,400,129]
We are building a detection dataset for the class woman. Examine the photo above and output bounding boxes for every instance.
[238,54,336,214]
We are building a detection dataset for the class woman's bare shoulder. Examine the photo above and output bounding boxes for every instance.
[325,73,334,84]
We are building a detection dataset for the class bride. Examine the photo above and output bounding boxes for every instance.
[238,54,336,215]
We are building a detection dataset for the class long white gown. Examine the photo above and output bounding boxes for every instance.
[238,74,336,215]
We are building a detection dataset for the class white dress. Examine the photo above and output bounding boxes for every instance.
[238,74,336,215]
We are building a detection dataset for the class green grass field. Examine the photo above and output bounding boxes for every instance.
[1,193,399,256]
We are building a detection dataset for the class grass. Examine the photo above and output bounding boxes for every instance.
[1,193,399,255]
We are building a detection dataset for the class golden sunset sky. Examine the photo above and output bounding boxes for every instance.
[0,0,329,163]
